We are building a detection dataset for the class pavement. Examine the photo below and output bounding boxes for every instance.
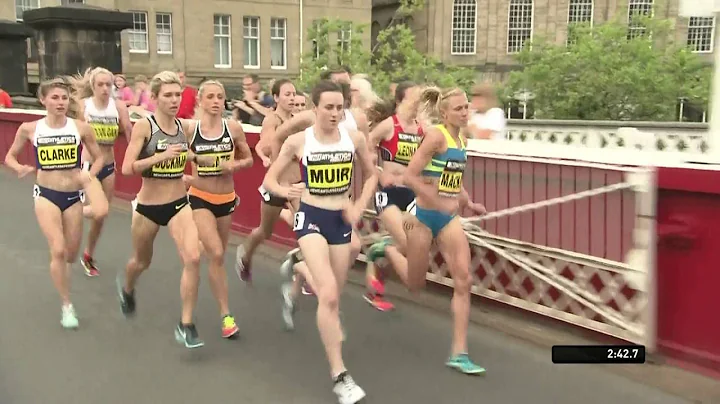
[0,169,707,404]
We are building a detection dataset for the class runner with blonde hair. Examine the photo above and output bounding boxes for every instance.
[118,70,215,349]
[366,86,487,375]
[4,77,108,328]
[67,67,132,277]
[186,79,253,338]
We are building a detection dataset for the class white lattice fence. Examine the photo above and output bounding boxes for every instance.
[355,166,657,348]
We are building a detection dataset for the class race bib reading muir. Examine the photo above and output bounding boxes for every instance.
[438,160,465,197]
[305,151,354,195]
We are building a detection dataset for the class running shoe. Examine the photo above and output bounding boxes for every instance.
[235,245,252,282]
[221,315,239,339]
[366,237,392,263]
[445,353,486,375]
[61,304,79,329]
[80,253,100,277]
[281,282,296,330]
[280,252,297,279]
[367,274,385,296]
[363,292,395,312]
[301,281,315,296]
[333,372,366,404]
[174,323,205,349]
[116,272,136,317]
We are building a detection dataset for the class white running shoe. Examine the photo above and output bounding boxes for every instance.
[281,282,295,330]
[333,373,366,404]
[61,304,79,329]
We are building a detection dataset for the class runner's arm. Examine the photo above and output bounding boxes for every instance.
[403,126,445,204]
[116,102,133,143]
[121,119,163,175]
[262,133,300,198]
[255,113,278,165]
[4,122,32,173]
[77,120,105,177]
[351,131,379,210]
[228,120,254,170]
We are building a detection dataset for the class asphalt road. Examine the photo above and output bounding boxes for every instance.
[0,170,689,404]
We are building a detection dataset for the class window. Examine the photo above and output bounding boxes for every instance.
[61,0,84,4]
[243,16,260,68]
[128,11,148,53]
[451,0,477,55]
[687,17,715,53]
[628,0,653,40]
[214,14,231,68]
[270,18,287,69]
[567,0,593,45]
[337,22,352,64]
[15,0,39,21]
[155,13,172,54]
[507,0,533,54]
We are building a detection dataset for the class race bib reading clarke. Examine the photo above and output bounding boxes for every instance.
[88,115,119,144]
[395,133,422,165]
[438,160,465,196]
[36,135,80,170]
[306,151,354,195]
[151,142,188,178]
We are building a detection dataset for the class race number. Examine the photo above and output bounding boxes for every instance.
[258,185,271,202]
[374,191,388,209]
[293,212,306,231]
[32,184,41,198]
[406,199,417,216]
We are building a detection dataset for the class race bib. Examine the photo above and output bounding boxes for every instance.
[293,211,306,231]
[258,185,271,202]
[374,191,388,209]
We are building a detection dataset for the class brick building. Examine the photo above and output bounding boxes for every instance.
[372,0,716,83]
[4,0,372,86]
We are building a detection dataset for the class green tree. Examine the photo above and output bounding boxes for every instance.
[505,16,712,121]
[297,0,477,96]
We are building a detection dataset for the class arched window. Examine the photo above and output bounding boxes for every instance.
[451,0,477,55]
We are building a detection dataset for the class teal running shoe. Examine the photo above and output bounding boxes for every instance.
[61,304,79,329]
[446,353,486,375]
[366,237,392,262]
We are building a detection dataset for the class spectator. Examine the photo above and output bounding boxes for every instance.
[233,74,273,125]
[0,87,12,108]
[467,83,506,140]
[113,74,134,106]
[176,69,197,119]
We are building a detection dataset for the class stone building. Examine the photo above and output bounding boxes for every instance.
[372,0,716,83]
[4,0,372,86]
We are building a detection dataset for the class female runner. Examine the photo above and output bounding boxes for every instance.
[118,71,214,349]
[366,87,487,375]
[185,80,253,338]
[263,80,377,404]
[235,79,297,282]
[5,77,108,328]
[363,81,422,311]
[69,67,132,277]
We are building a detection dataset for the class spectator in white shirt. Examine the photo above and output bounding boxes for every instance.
[467,83,507,140]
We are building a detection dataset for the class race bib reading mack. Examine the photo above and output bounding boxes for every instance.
[438,160,465,197]
[36,135,80,170]
[305,151,354,195]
